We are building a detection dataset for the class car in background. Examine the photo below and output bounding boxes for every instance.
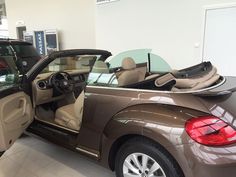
[0,49,235,177]
[0,39,41,74]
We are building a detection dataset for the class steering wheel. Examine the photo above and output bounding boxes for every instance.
[49,72,75,94]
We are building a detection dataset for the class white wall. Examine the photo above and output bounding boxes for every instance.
[0,18,9,38]
[5,0,96,49]
[96,0,236,69]
[203,5,236,76]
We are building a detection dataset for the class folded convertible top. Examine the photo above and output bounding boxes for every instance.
[155,62,221,91]
[173,61,213,78]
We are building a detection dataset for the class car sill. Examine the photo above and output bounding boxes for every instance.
[76,146,100,159]
[35,116,79,134]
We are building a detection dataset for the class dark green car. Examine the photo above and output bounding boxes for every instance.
[0,39,41,74]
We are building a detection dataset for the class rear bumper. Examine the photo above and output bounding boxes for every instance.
[167,143,236,177]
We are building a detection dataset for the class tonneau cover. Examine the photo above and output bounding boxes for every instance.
[193,76,236,96]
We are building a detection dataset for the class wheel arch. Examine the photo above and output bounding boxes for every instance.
[107,134,167,171]
[107,134,185,177]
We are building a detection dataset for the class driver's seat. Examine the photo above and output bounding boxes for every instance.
[55,91,85,131]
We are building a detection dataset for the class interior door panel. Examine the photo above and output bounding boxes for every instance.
[0,92,33,151]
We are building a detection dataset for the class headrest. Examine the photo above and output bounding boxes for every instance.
[122,57,136,70]
[92,61,109,73]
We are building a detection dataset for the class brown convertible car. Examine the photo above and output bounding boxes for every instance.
[0,49,235,177]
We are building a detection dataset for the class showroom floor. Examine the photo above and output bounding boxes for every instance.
[0,135,115,177]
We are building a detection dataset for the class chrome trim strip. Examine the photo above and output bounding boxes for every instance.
[86,77,226,94]
[76,147,99,158]
[35,116,79,134]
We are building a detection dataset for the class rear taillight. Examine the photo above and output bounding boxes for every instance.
[185,116,236,146]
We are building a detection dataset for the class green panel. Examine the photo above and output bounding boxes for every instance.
[150,53,172,73]
[107,49,152,68]
[107,49,172,73]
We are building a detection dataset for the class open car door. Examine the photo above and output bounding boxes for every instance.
[0,55,33,152]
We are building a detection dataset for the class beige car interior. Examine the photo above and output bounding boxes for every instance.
[32,71,84,107]
[32,56,94,132]
[92,60,110,73]
[155,67,220,91]
[115,56,220,91]
[31,55,220,133]
[0,92,33,151]
[33,71,85,132]
[55,90,84,131]
[117,57,146,86]
[32,73,53,106]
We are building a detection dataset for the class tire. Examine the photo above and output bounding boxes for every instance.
[115,137,184,177]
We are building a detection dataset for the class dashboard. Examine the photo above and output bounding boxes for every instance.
[32,70,87,106]
[36,73,85,90]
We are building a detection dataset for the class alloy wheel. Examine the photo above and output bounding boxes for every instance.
[123,153,166,177]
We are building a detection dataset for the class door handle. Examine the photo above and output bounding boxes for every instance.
[19,98,27,116]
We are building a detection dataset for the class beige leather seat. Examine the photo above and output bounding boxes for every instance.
[118,57,144,86]
[55,91,84,131]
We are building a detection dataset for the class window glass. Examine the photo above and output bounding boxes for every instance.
[88,73,118,86]
[41,55,98,74]
[11,44,41,74]
[0,44,14,57]
[0,56,19,90]
[149,53,171,73]
[87,60,118,87]
[86,49,172,88]
[107,49,151,68]
[106,49,171,73]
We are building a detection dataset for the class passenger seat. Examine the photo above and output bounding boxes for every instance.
[118,57,145,86]
[55,90,85,131]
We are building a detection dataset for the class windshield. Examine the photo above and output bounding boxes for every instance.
[40,55,99,74]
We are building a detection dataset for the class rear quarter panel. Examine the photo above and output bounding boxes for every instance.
[101,103,208,171]
[81,86,214,174]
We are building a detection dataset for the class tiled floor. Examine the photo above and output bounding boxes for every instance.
[0,135,115,177]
